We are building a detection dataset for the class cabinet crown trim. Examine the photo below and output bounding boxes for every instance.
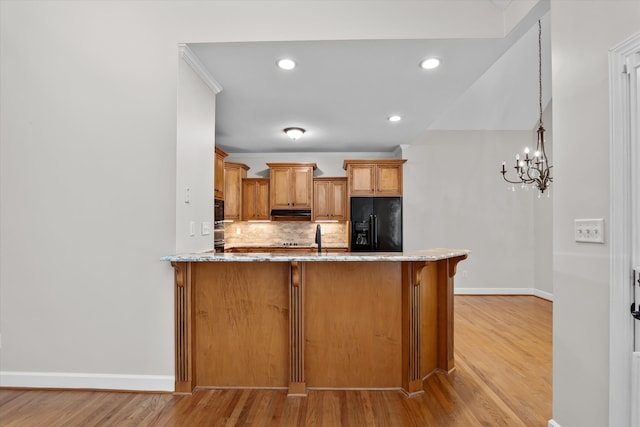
[225,162,250,170]
[342,159,406,170]
[215,147,229,158]
[267,162,317,170]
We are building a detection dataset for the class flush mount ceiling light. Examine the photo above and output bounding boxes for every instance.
[388,115,402,122]
[500,20,552,196]
[276,58,296,70]
[419,58,440,70]
[284,127,305,140]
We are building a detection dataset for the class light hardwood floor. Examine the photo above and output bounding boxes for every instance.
[0,295,552,426]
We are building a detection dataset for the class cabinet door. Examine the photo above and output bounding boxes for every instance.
[270,168,292,209]
[241,180,257,220]
[313,180,331,220]
[255,179,270,219]
[330,180,347,219]
[348,164,375,196]
[376,165,402,196]
[224,166,244,220]
[241,179,270,220]
[291,167,313,208]
[214,153,225,200]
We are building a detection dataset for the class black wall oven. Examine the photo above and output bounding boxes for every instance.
[214,199,224,252]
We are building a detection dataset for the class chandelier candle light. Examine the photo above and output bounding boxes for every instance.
[500,19,552,196]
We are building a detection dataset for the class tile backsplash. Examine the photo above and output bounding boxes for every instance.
[224,221,348,247]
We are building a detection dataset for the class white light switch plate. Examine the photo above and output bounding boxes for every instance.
[574,218,605,243]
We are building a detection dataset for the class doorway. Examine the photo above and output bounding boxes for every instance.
[609,32,640,427]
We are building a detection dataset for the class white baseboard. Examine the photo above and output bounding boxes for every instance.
[633,352,640,427]
[455,287,553,301]
[0,371,174,392]
[548,420,561,427]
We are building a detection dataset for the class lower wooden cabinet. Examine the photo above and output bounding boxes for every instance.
[241,178,270,220]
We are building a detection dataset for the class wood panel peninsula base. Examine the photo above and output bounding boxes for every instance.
[162,250,468,398]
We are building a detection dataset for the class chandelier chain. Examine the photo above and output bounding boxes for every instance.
[538,19,543,127]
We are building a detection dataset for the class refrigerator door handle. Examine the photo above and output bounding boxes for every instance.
[369,214,375,250]
[373,215,379,249]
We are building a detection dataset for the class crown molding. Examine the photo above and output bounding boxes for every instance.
[178,44,223,94]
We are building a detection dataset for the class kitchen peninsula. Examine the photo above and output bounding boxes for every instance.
[163,249,468,397]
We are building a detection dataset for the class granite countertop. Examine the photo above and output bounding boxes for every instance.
[161,248,469,262]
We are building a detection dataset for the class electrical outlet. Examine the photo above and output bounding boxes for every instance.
[201,221,212,236]
[574,218,605,243]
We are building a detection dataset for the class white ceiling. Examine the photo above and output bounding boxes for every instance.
[188,1,550,154]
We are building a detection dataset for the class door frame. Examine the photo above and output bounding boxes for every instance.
[609,31,640,427]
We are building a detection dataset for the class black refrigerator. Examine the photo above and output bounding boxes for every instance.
[350,197,402,252]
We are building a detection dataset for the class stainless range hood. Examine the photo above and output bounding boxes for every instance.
[270,209,312,220]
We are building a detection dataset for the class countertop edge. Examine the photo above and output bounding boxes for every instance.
[161,248,470,262]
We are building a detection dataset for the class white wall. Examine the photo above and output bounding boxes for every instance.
[534,105,553,297]
[0,1,178,386]
[176,55,216,253]
[0,0,524,391]
[403,131,539,292]
[551,1,640,426]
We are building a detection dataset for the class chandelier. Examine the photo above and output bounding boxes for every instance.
[500,19,552,195]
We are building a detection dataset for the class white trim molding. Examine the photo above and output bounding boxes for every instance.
[178,44,223,94]
[454,287,553,301]
[0,371,174,392]
[548,420,561,427]
[634,352,640,427]
[609,31,640,427]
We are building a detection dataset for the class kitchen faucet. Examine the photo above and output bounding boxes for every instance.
[315,224,322,253]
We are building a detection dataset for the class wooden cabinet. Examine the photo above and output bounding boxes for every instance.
[214,147,228,200]
[313,177,347,220]
[267,163,317,210]
[224,162,249,220]
[241,178,270,220]
[343,160,406,196]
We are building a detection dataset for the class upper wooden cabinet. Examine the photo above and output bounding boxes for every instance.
[313,177,347,221]
[241,178,270,220]
[267,163,317,210]
[224,162,250,220]
[343,160,407,196]
[214,147,228,200]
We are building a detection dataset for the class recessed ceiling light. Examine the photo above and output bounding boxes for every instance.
[388,115,402,122]
[277,58,296,70]
[284,127,305,140]
[419,58,440,70]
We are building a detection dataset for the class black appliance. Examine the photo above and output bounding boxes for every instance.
[350,197,402,252]
[270,209,311,220]
[214,199,224,252]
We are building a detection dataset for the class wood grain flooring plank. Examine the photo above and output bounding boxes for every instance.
[0,296,552,426]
